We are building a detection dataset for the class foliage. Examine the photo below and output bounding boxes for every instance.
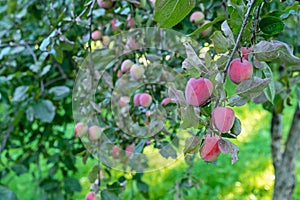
[0,0,300,199]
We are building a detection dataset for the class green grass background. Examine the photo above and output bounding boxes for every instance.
[2,101,300,200]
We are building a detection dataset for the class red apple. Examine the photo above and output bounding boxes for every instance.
[200,135,221,162]
[212,107,235,133]
[74,122,88,138]
[88,125,102,141]
[133,94,141,106]
[111,145,120,158]
[119,96,130,107]
[161,97,171,106]
[139,93,152,107]
[228,58,253,84]
[240,47,251,60]
[125,145,134,156]
[121,59,134,73]
[190,11,204,24]
[85,192,97,200]
[97,0,113,9]
[185,78,213,106]
[91,30,101,40]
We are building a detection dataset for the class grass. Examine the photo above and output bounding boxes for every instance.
[2,102,300,200]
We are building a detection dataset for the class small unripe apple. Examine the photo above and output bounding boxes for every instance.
[240,47,251,60]
[121,59,134,73]
[102,36,110,46]
[185,78,213,106]
[200,135,221,162]
[133,93,141,106]
[201,20,212,37]
[145,111,151,117]
[228,58,253,84]
[161,97,171,106]
[125,145,134,156]
[111,19,119,31]
[111,145,120,158]
[127,14,135,28]
[97,0,113,9]
[85,192,97,200]
[91,30,101,40]
[119,96,130,107]
[88,125,102,141]
[190,11,205,24]
[139,93,152,107]
[130,64,145,80]
[212,107,235,133]
[74,122,88,138]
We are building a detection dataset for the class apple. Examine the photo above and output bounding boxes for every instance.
[111,145,120,158]
[240,47,251,60]
[161,97,171,106]
[228,58,253,84]
[212,107,235,133]
[185,78,213,106]
[130,64,145,80]
[139,93,152,107]
[88,125,102,141]
[85,192,97,200]
[91,30,101,40]
[74,122,88,138]
[121,59,134,73]
[200,135,221,162]
[119,96,130,107]
[97,0,113,9]
[190,11,205,24]
[125,145,134,156]
[133,94,141,106]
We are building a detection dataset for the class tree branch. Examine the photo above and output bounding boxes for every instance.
[223,0,256,82]
[0,123,14,154]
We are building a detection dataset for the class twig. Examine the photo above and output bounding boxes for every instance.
[223,0,256,82]
[0,123,14,154]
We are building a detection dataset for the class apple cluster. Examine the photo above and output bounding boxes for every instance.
[189,11,212,37]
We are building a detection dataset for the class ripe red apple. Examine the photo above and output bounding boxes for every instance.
[121,59,134,73]
[185,78,213,106]
[125,145,134,156]
[111,145,120,158]
[190,11,204,24]
[119,96,130,107]
[74,122,88,138]
[91,30,101,40]
[212,107,235,133]
[97,0,113,9]
[130,64,145,80]
[228,58,253,84]
[127,14,135,28]
[139,93,152,107]
[85,192,97,200]
[88,125,102,141]
[240,47,251,60]
[200,135,221,162]
[161,97,170,106]
[133,94,141,106]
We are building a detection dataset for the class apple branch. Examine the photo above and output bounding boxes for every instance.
[223,0,256,82]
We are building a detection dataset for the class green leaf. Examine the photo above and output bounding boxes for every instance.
[64,177,82,193]
[253,40,300,66]
[12,86,29,102]
[49,86,70,100]
[40,37,51,51]
[88,165,99,183]
[188,16,226,36]
[182,42,206,74]
[32,100,56,123]
[210,31,229,53]
[181,105,198,129]
[230,117,241,136]
[221,20,235,46]
[136,180,149,193]
[184,136,202,154]
[12,164,28,176]
[101,189,119,200]
[297,84,300,108]
[159,142,177,159]
[154,0,196,28]
[228,95,249,107]
[262,64,275,104]
[0,186,18,200]
[53,45,64,63]
[259,16,284,35]
[236,77,270,98]
[218,139,239,164]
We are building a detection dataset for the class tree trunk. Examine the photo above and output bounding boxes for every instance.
[271,106,300,200]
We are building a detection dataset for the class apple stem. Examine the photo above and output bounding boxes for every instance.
[222,0,256,83]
